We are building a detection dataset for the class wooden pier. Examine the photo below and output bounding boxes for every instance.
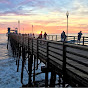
[8,33,88,87]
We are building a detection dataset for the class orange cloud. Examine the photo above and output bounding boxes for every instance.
[1,14,88,34]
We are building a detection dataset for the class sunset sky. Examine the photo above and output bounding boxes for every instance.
[0,0,88,34]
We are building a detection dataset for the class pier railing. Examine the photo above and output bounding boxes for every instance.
[8,33,88,87]
[47,35,88,46]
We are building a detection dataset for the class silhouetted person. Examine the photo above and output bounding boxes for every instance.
[78,31,82,43]
[61,31,66,42]
[33,33,35,38]
[61,31,64,41]
[44,32,47,40]
[29,33,32,38]
[38,31,42,39]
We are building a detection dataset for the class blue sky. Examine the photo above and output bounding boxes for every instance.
[0,0,88,16]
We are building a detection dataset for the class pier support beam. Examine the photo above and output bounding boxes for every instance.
[17,44,21,72]
[16,50,17,65]
[28,54,33,87]
[21,46,25,84]
[45,69,48,87]
[50,71,56,87]
[59,75,62,87]
[17,52,19,72]
[33,55,36,85]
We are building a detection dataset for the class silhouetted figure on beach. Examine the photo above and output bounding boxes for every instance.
[78,31,82,43]
[44,32,47,40]
[61,31,66,42]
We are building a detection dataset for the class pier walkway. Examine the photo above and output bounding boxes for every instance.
[8,33,88,87]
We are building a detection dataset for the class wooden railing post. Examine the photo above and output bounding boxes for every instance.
[83,36,84,45]
[63,42,66,87]
[45,42,49,87]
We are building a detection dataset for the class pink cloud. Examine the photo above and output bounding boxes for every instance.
[0,0,11,4]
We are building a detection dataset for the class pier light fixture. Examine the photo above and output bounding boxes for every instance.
[66,11,69,39]
[32,25,33,38]
[18,20,20,34]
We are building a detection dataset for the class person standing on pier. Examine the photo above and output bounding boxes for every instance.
[33,33,35,38]
[78,31,82,43]
[29,33,32,38]
[61,31,66,42]
[38,31,42,39]
[61,31,64,41]
[44,32,47,40]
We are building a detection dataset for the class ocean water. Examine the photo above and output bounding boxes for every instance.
[0,34,48,87]
[0,34,22,87]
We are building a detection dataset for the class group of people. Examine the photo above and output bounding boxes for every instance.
[61,31,82,43]
[29,30,83,43]
[29,33,35,38]
[38,31,47,40]
[29,31,47,40]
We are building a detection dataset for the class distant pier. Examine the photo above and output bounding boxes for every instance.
[7,33,88,87]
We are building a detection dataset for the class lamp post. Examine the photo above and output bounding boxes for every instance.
[18,20,20,34]
[66,11,69,39]
[32,25,33,37]
[32,25,33,34]
[23,28,24,34]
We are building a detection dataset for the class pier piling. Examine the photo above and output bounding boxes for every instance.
[33,55,36,85]
[21,46,25,84]
[50,71,56,87]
